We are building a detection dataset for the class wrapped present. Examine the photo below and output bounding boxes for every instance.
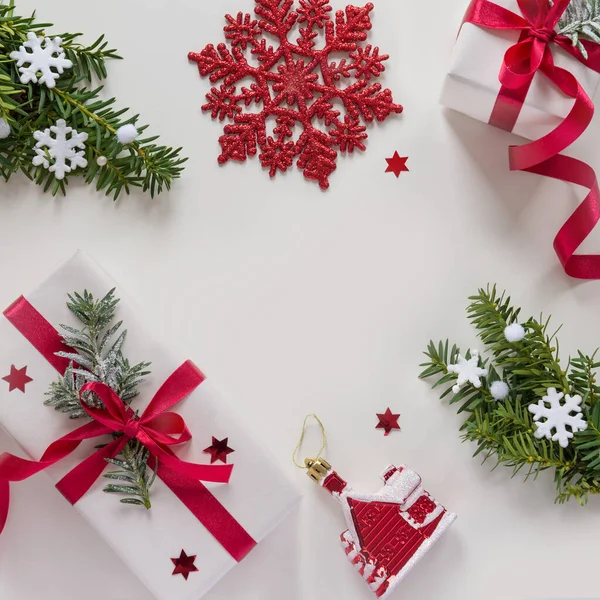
[0,251,299,600]
[440,0,600,280]
[440,0,600,140]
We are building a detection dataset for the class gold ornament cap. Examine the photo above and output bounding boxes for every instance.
[304,457,332,483]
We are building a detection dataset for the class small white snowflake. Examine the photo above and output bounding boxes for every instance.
[32,119,88,180]
[528,388,588,448]
[447,350,488,394]
[10,32,73,89]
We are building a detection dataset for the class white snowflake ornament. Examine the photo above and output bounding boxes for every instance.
[447,350,488,394]
[10,32,72,89]
[32,119,88,180]
[528,388,588,448]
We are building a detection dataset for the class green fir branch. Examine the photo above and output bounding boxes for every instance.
[45,288,151,418]
[44,288,155,509]
[420,285,600,505]
[103,441,158,509]
[0,1,186,198]
[557,0,600,59]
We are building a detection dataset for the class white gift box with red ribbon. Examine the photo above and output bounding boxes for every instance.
[0,251,299,600]
[440,0,600,139]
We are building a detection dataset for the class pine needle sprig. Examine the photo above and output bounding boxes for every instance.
[0,1,186,199]
[557,0,600,60]
[103,441,158,509]
[44,288,157,508]
[420,285,600,505]
[45,288,151,418]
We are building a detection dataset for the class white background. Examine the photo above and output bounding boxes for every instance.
[1,0,600,599]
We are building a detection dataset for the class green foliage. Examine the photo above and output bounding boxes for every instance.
[45,288,151,418]
[558,0,600,59]
[103,441,158,509]
[420,285,600,505]
[0,1,186,198]
[44,288,156,508]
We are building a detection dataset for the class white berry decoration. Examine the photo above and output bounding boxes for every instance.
[528,388,588,448]
[10,32,72,89]
[447,350,489,394]
[0,118,10,140]
[490,381,510,401]
[504,323,525,342]
[32,119,88,180]
[116,124,138,144]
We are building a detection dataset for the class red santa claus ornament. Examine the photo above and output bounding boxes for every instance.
[294,416,456,598]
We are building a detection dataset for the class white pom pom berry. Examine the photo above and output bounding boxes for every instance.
[0,118,11,139]
[116,123,138,144]
[504,323,525,343]
[490,381,510,401]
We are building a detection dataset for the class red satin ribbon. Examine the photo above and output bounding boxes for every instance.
[0,296,257,562]
[465,0,600,278]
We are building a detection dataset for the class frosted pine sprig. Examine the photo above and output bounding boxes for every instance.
[557,0,600,59]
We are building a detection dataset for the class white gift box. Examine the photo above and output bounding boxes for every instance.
[440,0,600,140]
[0,251,299,600]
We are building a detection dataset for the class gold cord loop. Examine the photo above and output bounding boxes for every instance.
[292,414,327,469]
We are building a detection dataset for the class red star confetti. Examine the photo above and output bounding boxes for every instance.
[171,550,199,580]
[376,408,401,436]
[204,437,235,464]
[2,365,33,393]
[385,152,409,177]
[189,0,402,190]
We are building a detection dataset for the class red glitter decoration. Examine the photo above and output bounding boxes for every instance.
[336,465,453,598]
[188,0,403,190]
[2,365,33,393]
[376,408,400,436]
[171,550,199,580]
[407,495,437,525]
[204,436,235,464]
[385,151,409,177]
[323,471,348,495]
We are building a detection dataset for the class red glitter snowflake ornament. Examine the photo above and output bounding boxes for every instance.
[189,0,403,190]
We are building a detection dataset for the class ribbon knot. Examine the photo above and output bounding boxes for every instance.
[123,415,140,440]
[528,26,555,44]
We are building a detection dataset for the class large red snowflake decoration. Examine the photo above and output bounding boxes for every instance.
[188,0,403,190]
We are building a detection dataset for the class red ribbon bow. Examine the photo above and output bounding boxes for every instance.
[465,0,600,279]
[0,296,257,562]
[54,364,234,505]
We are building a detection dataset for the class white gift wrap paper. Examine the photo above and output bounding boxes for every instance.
[0,251,300,600]
[440,0,600,140]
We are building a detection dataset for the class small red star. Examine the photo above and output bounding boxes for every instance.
[2,365,33,393]
[204,436,235,464]
[171,550,198,580]
[376,408,401,436]
[385,152,409,177]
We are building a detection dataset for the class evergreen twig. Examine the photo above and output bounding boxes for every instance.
[419,285,600,505]
[103,441,158,509]
[45,288,156,508]
[557,0,600,59]
[0,1,186,198]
